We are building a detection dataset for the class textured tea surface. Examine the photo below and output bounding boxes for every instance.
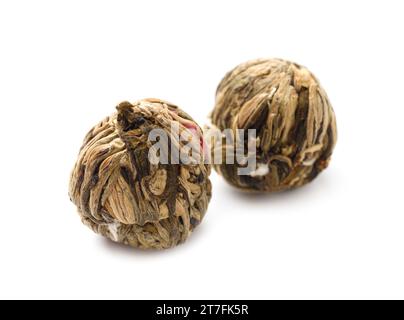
[211,58,337,192]
[69,99,212,249]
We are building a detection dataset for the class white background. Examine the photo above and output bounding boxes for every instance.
[1,0,403,300]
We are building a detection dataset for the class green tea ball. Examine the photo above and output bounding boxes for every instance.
[211,58,337,192]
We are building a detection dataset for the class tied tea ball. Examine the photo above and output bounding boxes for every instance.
[211,58,337,192]
[69,99,212,249]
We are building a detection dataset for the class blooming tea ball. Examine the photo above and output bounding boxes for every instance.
[211,58,337,192]
[69,99,212,249]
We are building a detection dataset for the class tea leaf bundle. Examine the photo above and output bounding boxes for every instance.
[69,99,212,249]
[211,58,337,192]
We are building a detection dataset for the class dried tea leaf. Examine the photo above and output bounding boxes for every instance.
[69,99,212,249]
[211,58,337,192]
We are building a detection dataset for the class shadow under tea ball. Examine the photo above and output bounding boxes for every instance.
[69,98,212,249]
[211,58,337,192]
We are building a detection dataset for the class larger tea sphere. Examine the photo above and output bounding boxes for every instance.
[211,58,337,192]
[69,99,212,249]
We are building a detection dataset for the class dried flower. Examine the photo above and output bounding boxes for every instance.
[211,58,337,192]
[69,98,212,249]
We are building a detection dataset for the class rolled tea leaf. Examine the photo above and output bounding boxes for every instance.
[69,98,212,249]
[211,58,337,192]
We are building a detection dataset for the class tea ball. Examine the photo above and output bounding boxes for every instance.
[69,98,212,249]
[210,58,337,192]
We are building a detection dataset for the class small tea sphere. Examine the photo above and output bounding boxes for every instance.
[69,98,212,249]
[211,58,337,192]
